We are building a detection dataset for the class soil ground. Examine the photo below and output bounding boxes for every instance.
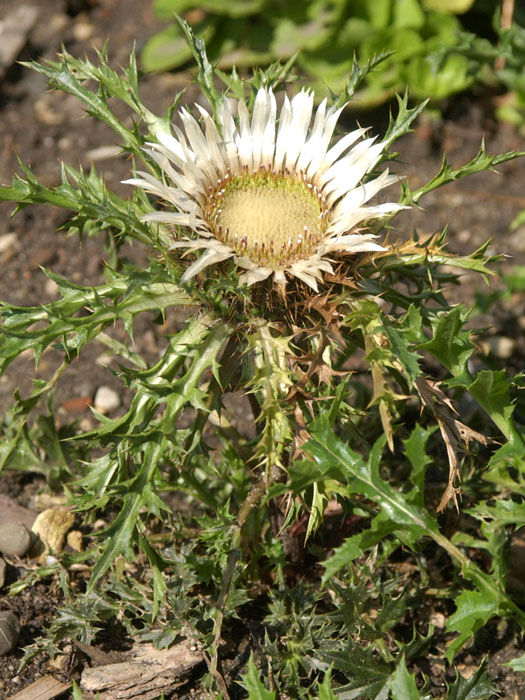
[1,1,525,698]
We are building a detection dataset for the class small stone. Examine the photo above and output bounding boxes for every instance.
[34,94,65,126]
[57,137,73,151]
[31,509,75,563]
[67,530,83,552]
[0,522,31,557]
[0,612,20,656]
[95,353,113,367]
[429,611,446,629]
[72,21,94,41]
[44,278,59,297]
[457,229,471,244]
[0,233,20,264]
[0,558,6,588]
[484,336,515,360]
[0,5,39,75]
[94,385,120,414]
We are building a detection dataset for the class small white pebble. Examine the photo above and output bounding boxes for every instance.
[58,137,72,151]
[78,417,94,432]
[95,353,113,367]
[73,21,94,41]
[482,336,515,360]
[429,612,446,629]
[94,385,120,414]
[457,229,471,244]
[44,278,59,297]
[0,232,19,261]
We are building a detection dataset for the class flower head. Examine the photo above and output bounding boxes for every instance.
[126,89,405,291]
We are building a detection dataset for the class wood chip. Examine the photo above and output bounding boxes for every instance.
[6,675,71,700]
[80,641,202,700]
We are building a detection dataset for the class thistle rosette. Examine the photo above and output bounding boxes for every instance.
[125,88,405,291]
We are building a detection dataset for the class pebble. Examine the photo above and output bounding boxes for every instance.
[0,558,5,588]
[31,509,75,562]
[57,137,73,151]
[67,530,83,553]
[0,522,31,557]
[483,336,515,360]
[457,229,472,244]
[429,611,446,629]
[72,20,94,42]
[0,233,20,264]
[0,5,39,77]
[0,612,20,656]
[44,278,59,298]
[94,386,121,414]
[95,353,113,367]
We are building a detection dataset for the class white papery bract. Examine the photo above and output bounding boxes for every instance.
[125,89,405,291]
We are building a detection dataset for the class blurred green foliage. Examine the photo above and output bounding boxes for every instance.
[142,0,493,105]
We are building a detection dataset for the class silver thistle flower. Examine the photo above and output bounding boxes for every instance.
[126,88,405,291]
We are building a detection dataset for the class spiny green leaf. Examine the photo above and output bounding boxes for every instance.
[505,653,525,672]
[333,51,397,108]
[382,91,428,153]
[390,655,420,700]
[318,640,391,699]
[238,654,276,700]
[308,419,525,656]
[403,423,437,503]
[466,370,523,447]
[177,15,220,119]
[445,588,502,663]
[317,669,338,700]
[305,425,435,535]
[88,439,165,589]
[321,514,398,586]
[21,57,138,153]
[418,306,473,377]
[445,658,494,699]
[403,142,525,206]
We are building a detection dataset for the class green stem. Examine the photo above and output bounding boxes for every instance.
[182,332,240,457]
[208,464,281,693]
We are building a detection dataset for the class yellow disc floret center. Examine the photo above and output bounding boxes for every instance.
[206,171,327,267]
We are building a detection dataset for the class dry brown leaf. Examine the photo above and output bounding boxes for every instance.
[292,402,311,458]
[415,377,490,512]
